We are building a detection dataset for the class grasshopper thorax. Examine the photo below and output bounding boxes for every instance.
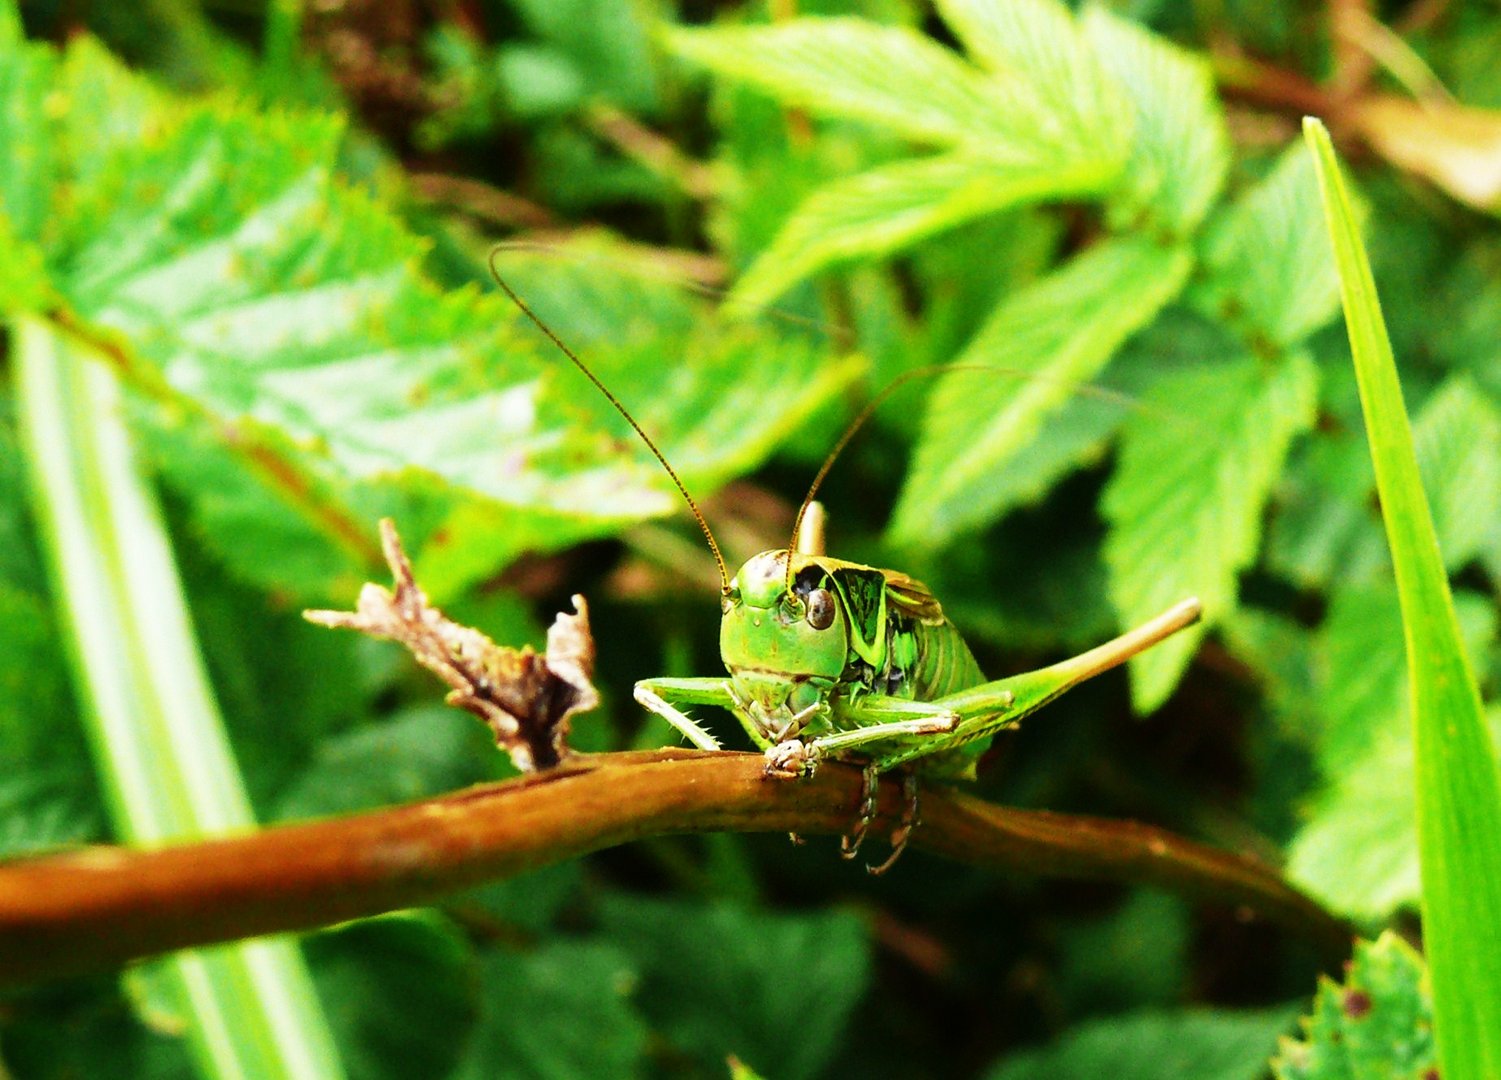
[719,550,848,716]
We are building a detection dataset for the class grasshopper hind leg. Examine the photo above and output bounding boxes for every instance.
[839,762,881,861]
[867,770,919,876]
[838,764,920,874]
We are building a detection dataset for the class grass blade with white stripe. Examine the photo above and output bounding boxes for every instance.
[12,315,344,1080]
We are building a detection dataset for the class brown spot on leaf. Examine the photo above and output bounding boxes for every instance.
[1342,989,1372,1019]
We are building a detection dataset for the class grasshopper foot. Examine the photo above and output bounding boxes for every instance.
[840,762,880,860]
[866,770,919,876]
[765,739,817,779]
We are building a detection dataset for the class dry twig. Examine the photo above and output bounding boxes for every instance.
[304,519,597,772]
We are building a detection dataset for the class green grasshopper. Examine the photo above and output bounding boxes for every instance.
[493,268,1201,872]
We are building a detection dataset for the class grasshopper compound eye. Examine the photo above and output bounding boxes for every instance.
[806,589,836,630]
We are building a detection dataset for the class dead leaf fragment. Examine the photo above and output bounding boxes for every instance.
[1354,94,1501,212]
[305,519,598,772]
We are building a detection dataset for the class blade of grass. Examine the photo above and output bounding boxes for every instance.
[1304,117,1501,1079]
[11,315,345,1080]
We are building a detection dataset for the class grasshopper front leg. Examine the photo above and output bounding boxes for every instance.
[634,677,738,752]
[765,694,972,778]
[770,693,982,870]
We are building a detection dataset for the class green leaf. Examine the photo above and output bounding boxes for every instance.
[1264,429,1387,590]
[920,493,1117,652]
[509,0,661,114]
[33,50,859,595]
[0,781,96,859]
[889,236,1192,547]
[1412,374,1501,571]
[1220,604,1320,738]
[906,206,1063,339]
[1083,7,1229,235]
[452,940,648,1080]
[1306,117,1501,1078]
[1055,890,1190,1012]
[1286,736,1423,921]
[1316,584,1495,775]
[0,399,47,588]
[1102,351,1318,711]
[307,915,477,1080]
[0,581,78,763]
[453,860,584,937]
[985,1006,1298,1080]
[1315,584,1407,769]
[1190,146,1342,348]
[139,410,376,602]
[0,22,56,311]
[932,0,1132,166]
[1287,584,1497,919]
[596,896,871,1080]
[1273,933,1436,1080]
[728,151,1114,310]
[0,26,54,242]
[57,37,163,191]
[3,974,195,1078]
[665,19,1070,164]
[273,705,491,821]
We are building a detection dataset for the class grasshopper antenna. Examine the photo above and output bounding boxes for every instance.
[786,364,1168,593]
[787,366,951,589]
[489,250,732,595]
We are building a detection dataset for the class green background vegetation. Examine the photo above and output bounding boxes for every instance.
[3,0,1500,1077]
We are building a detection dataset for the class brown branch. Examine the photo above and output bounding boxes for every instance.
[0,750,1352,985]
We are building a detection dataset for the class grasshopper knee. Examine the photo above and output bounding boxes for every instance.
[927,711,960,733]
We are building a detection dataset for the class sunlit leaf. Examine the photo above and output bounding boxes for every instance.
[1412,374,1501,570]
[934,0,1132,166]
[1287,583,1497,918]
[1190,147,1342,348]
[1083,7,1229,235]
[22,45,859,600]
[665,19,1081,165]
[1102,351,1317,711]
[0,24,54,241]
[890,235,1191,547]
[0,19,54,311]
[729,151,1113,310]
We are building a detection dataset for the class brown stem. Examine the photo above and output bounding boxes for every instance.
[408,172,556,228]
[583,104,717,200]
[1213,52,1346,123]
[0,750,1352,985]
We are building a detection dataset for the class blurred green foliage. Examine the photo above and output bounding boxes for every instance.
[4,0,1500,1076]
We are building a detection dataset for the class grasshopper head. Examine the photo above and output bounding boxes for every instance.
[719,550,847,714]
